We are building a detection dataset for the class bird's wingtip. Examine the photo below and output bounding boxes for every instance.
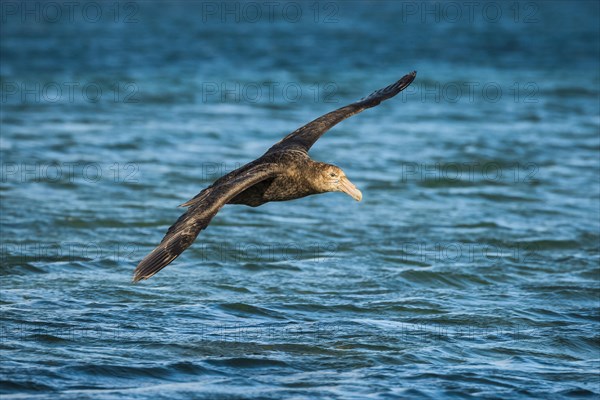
[394,71,417,88]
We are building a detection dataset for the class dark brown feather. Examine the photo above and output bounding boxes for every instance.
[267,71,416,153]
[132,164,281,282]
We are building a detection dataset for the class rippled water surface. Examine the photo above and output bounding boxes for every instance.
[1,1,599,398]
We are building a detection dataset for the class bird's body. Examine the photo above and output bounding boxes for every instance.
[198,151,318,207]
[133,71,417,282]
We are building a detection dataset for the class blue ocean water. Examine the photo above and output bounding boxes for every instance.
[1,1,599,398]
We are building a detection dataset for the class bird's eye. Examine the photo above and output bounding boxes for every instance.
[329,172,337,178]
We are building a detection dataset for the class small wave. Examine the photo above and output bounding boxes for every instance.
[476,192,537,202]
[206,357,290,369]
[217,303,287,319]
[71,364,173,380]
[400,269,492,288]
[455,222,501,229]
[0,379,55,393]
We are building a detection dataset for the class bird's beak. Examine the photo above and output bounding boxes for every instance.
[339,176,362,202]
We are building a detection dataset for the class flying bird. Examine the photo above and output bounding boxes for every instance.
[133,71,417,282]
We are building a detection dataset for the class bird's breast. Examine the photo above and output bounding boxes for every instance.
[262,174,316,202]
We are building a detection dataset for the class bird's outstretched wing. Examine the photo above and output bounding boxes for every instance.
[133,163,281,282]
[267,71,416,154]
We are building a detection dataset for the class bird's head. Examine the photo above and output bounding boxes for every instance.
[315,164,362,202]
